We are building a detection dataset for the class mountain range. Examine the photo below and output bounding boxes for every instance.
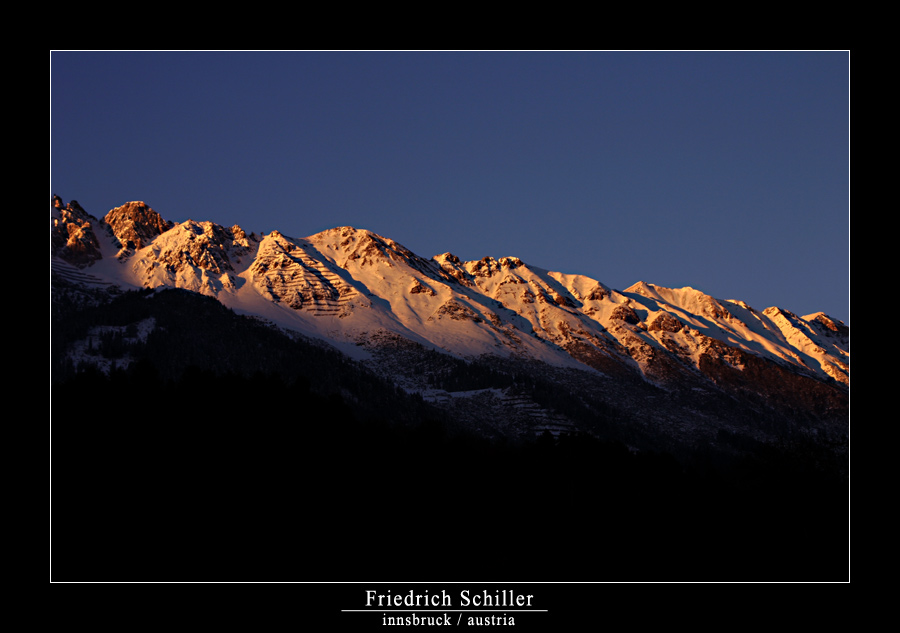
[51,195,848,445]
[50,195,850,581]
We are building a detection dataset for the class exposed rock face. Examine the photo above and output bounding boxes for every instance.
[409,279,436,296]
[552,292,577,308]
[434,253,476,287]
[499,256,523,269]
[648,311,684,333]
[102,201,173,255]
[51,195,103,267]
[468,256,503,278]
[429,299,483,323]
[610,304,641,325]
[585,285,608,301]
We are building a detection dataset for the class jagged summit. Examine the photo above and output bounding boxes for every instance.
[51,194,103,267]
[103,201,173,254]
[624,280,655,294]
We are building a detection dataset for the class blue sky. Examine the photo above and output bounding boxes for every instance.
[50,51,849,324]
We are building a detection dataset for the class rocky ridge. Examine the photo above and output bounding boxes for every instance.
[51,196,849,450]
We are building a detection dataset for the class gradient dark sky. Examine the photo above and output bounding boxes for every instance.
[50,51,849,324]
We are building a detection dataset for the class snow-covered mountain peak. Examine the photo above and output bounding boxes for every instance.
[118,217,259,298]
[624,282,732,321]
[460,255,528,278]
[433,252,461,265]
[803,312,848,336]
[307,226,430,272]
[624,281,663,301]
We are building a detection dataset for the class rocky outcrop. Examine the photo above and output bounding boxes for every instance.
[610,304,641,325]
[648,311,683,333]
[467,256,503,278]
[429,300,482,323]
[585,285,608,302]
[51,195,103,267]
[434,253,476,287]
[102,201,173,255]
[806,312,849,339]
[409,279,436,296]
